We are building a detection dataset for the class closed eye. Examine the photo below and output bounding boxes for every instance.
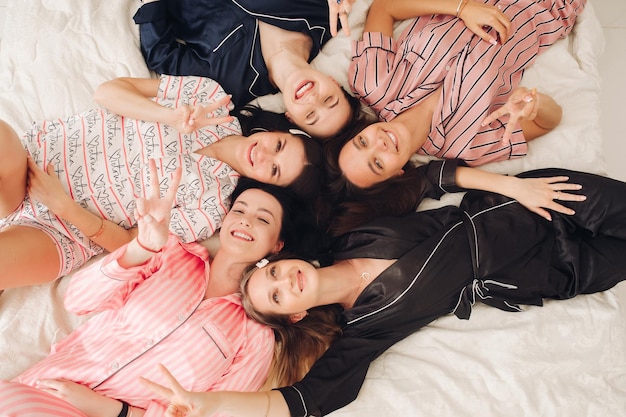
[306,111,319,125]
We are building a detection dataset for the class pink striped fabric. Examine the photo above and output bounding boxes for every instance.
[12,235,274,417]
[349,0,586,166]
[0,381,86,417]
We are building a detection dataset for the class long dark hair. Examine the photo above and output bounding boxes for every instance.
[239,253,343,388]
[229,177,324,259]
[320,118,427,236]
[237,105,323,203]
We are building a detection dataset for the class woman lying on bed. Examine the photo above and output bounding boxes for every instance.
[332,0,584,191]
[143,167,626,417]
[0,172,340,417]
[0,75,321,289]
[345,0,585,166]
[320,0,587,233]
[133,0,363,140]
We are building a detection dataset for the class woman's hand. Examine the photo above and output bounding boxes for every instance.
[26,158,74,216]
[35,379,125,417]
[173,95,234,134]
[134,159,183,252]
[482,87,540,145]
[458,1,511,45]
[327,0,356,37]
[509,176,587,221]
[141,364,216,417]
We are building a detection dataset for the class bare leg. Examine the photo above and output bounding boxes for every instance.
[0,120,27,217]
[0,226,61,289]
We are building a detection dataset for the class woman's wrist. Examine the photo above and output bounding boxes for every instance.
[135,235,163,253]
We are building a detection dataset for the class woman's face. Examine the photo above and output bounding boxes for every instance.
[338,121,413,188]
[247,259,318,316]
[282,69,352,140]
[236,131,307,186]
[219,189,285,262]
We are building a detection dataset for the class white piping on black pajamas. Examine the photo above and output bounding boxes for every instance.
[290,386,309,417]
[347,220,464,325]
[347,199,519,325]
[213,24,244,52]
[436,161,447,194]
[248,21,261,98]
[228,0,329,99]
[231,0,328,44]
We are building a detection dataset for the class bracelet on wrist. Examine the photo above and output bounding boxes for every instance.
[135,236,162,253]
[117,401,130,417]
[87,217,106,239]
[455,0,468,17]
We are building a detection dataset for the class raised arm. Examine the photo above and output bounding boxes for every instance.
[94,77,233,133]
[481,87,563,144]
[363,0,511,44]
[455,167,586,221]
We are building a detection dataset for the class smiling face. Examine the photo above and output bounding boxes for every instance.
[282,70,352,139]
[338,121,414,188]
[219,189,285,263]
[247,259,318,317]
[236,131,308,186]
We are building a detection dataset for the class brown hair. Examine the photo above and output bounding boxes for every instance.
[320,119,427,236]
[239,255,343,388]
[237,105,323,202]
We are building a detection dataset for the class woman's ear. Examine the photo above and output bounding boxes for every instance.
[272,240,285,254]
[289,311,308,323]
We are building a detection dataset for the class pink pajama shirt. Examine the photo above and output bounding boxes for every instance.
[3,235,273,416]
[349,0,586,165]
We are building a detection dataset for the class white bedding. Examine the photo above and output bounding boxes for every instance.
[1,1,625,415]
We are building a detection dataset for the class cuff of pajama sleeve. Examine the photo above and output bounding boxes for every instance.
[133,1,167,24]
[277,385,321,417]
[427,158,468,195]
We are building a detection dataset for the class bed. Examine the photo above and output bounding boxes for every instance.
[1,1,625,416]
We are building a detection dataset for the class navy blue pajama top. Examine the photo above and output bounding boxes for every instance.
[134,0,334,108]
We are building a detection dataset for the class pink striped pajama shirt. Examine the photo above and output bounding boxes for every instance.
[3,234,273,416]
[349,0,586,165]
[2,75,240,278]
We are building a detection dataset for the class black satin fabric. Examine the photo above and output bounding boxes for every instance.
[280,168,626,417]
[134,0,332,108]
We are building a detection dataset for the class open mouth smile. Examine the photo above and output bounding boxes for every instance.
[248,143,257,166]
[295,81,314,100]
[384,130,399,152]
[231,230,253,241]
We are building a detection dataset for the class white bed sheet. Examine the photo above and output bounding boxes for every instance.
[1,1,624,416]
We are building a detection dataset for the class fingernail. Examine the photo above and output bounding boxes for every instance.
[490,38,497,45]
[524,96,532,102]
